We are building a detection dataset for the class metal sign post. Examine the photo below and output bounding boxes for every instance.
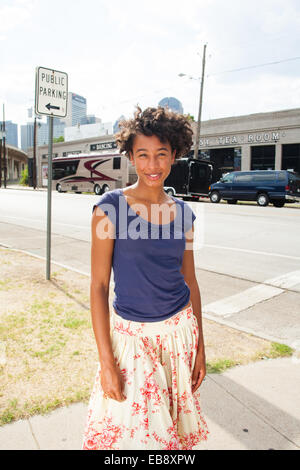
[46,115,53,280]
[35,66,68,280]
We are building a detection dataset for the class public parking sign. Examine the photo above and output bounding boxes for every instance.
[35,66,68,118]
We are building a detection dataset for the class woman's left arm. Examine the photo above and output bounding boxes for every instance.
[180,225,206,393]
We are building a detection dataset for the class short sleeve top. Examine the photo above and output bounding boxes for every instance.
[92,188,196,322]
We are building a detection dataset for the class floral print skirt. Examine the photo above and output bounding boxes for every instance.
[82,303,209,450]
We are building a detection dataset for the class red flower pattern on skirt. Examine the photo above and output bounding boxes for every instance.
[82,304,209,450]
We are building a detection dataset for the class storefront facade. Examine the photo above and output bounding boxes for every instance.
[29,107,300,187]
[192,107,300,182]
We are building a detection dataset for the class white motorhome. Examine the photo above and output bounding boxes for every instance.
[52,153,132,194]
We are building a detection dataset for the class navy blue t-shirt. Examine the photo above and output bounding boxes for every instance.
[92,188,196,322]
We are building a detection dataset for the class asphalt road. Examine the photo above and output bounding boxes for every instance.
[1,188,300,349]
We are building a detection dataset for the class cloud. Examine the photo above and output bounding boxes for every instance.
[0,0,36,33]
[105,0,213,35]
[2,0,300,130]
[202,73,300,120]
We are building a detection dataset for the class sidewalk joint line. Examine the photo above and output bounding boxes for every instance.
[27,419,40,450]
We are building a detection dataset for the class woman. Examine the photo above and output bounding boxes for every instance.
[82,107,209,450]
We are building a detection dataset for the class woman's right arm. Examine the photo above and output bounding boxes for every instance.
[90,206,126,402]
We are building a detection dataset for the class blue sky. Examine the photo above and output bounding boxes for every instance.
[1,0,300,130]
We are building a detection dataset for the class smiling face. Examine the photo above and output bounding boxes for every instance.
[129,134,176,188]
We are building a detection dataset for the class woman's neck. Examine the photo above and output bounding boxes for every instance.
[128,182,169,204]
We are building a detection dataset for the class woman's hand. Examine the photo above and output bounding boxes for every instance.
[191,348,206,394]
[100,362,126,402]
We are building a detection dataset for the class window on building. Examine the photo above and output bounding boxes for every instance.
[282,144,300,175]
[234,148,241,171]
[251,145,275,170]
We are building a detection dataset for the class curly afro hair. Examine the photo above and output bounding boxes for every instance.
[115,106,193,160]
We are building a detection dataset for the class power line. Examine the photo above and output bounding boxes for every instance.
[207,56,300,77]
[95,54,300,116]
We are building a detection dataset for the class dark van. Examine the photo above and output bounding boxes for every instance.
[208,170,300,207]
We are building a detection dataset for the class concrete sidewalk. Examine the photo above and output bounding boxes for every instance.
[0,194,299,450]
[0,357,299,450]
[4,184,47,191]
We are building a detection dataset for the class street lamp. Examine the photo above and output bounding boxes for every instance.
[179,44,207,160]
[178,73,200,81]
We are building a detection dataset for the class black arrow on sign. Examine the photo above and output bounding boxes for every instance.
[46,103,60,111]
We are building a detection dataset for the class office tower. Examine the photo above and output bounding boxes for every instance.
[80,114,101,125]
[21,122,34,151]
[113,115,125,134]
[37,122,48,146]
[35,118,65,146]
[63,92,87,127]
[5,121,18,148]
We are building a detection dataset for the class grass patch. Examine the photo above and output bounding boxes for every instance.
[206,359,238,374]
[0,399,20,425]
[0,247,293,427]
[63,317,87,329]
[206,342,294,375]
[0,247,97,426]
[0,392,91,426]
[268,342,294,358]
[0,278,13,291]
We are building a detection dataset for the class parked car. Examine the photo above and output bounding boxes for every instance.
[208,170,300,207]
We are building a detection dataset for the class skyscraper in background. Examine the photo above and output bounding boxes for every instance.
[21,122,34,151]
[158,97,183,114]
[5,121,18,148]
[113,115,125,134]
[63,92,87,126]
[80,114,101,125]
[36,122,48,146]
[37,119,64,146]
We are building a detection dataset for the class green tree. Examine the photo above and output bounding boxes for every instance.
[185,113,195,122]
[53,136,64,143]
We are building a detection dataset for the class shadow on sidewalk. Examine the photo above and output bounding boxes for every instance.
[200,361,300,450]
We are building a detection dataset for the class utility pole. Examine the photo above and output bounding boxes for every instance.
[0,122,2,188]
[3,104,7,188]
[194,44,207,160]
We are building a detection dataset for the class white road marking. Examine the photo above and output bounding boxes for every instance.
[205,244,300,262]
[266,270,300,289]
[203,271,300,318]
[203,285,283,317]
[0,215,87,229]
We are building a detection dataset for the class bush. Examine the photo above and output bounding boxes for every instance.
[19,165,28,186]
